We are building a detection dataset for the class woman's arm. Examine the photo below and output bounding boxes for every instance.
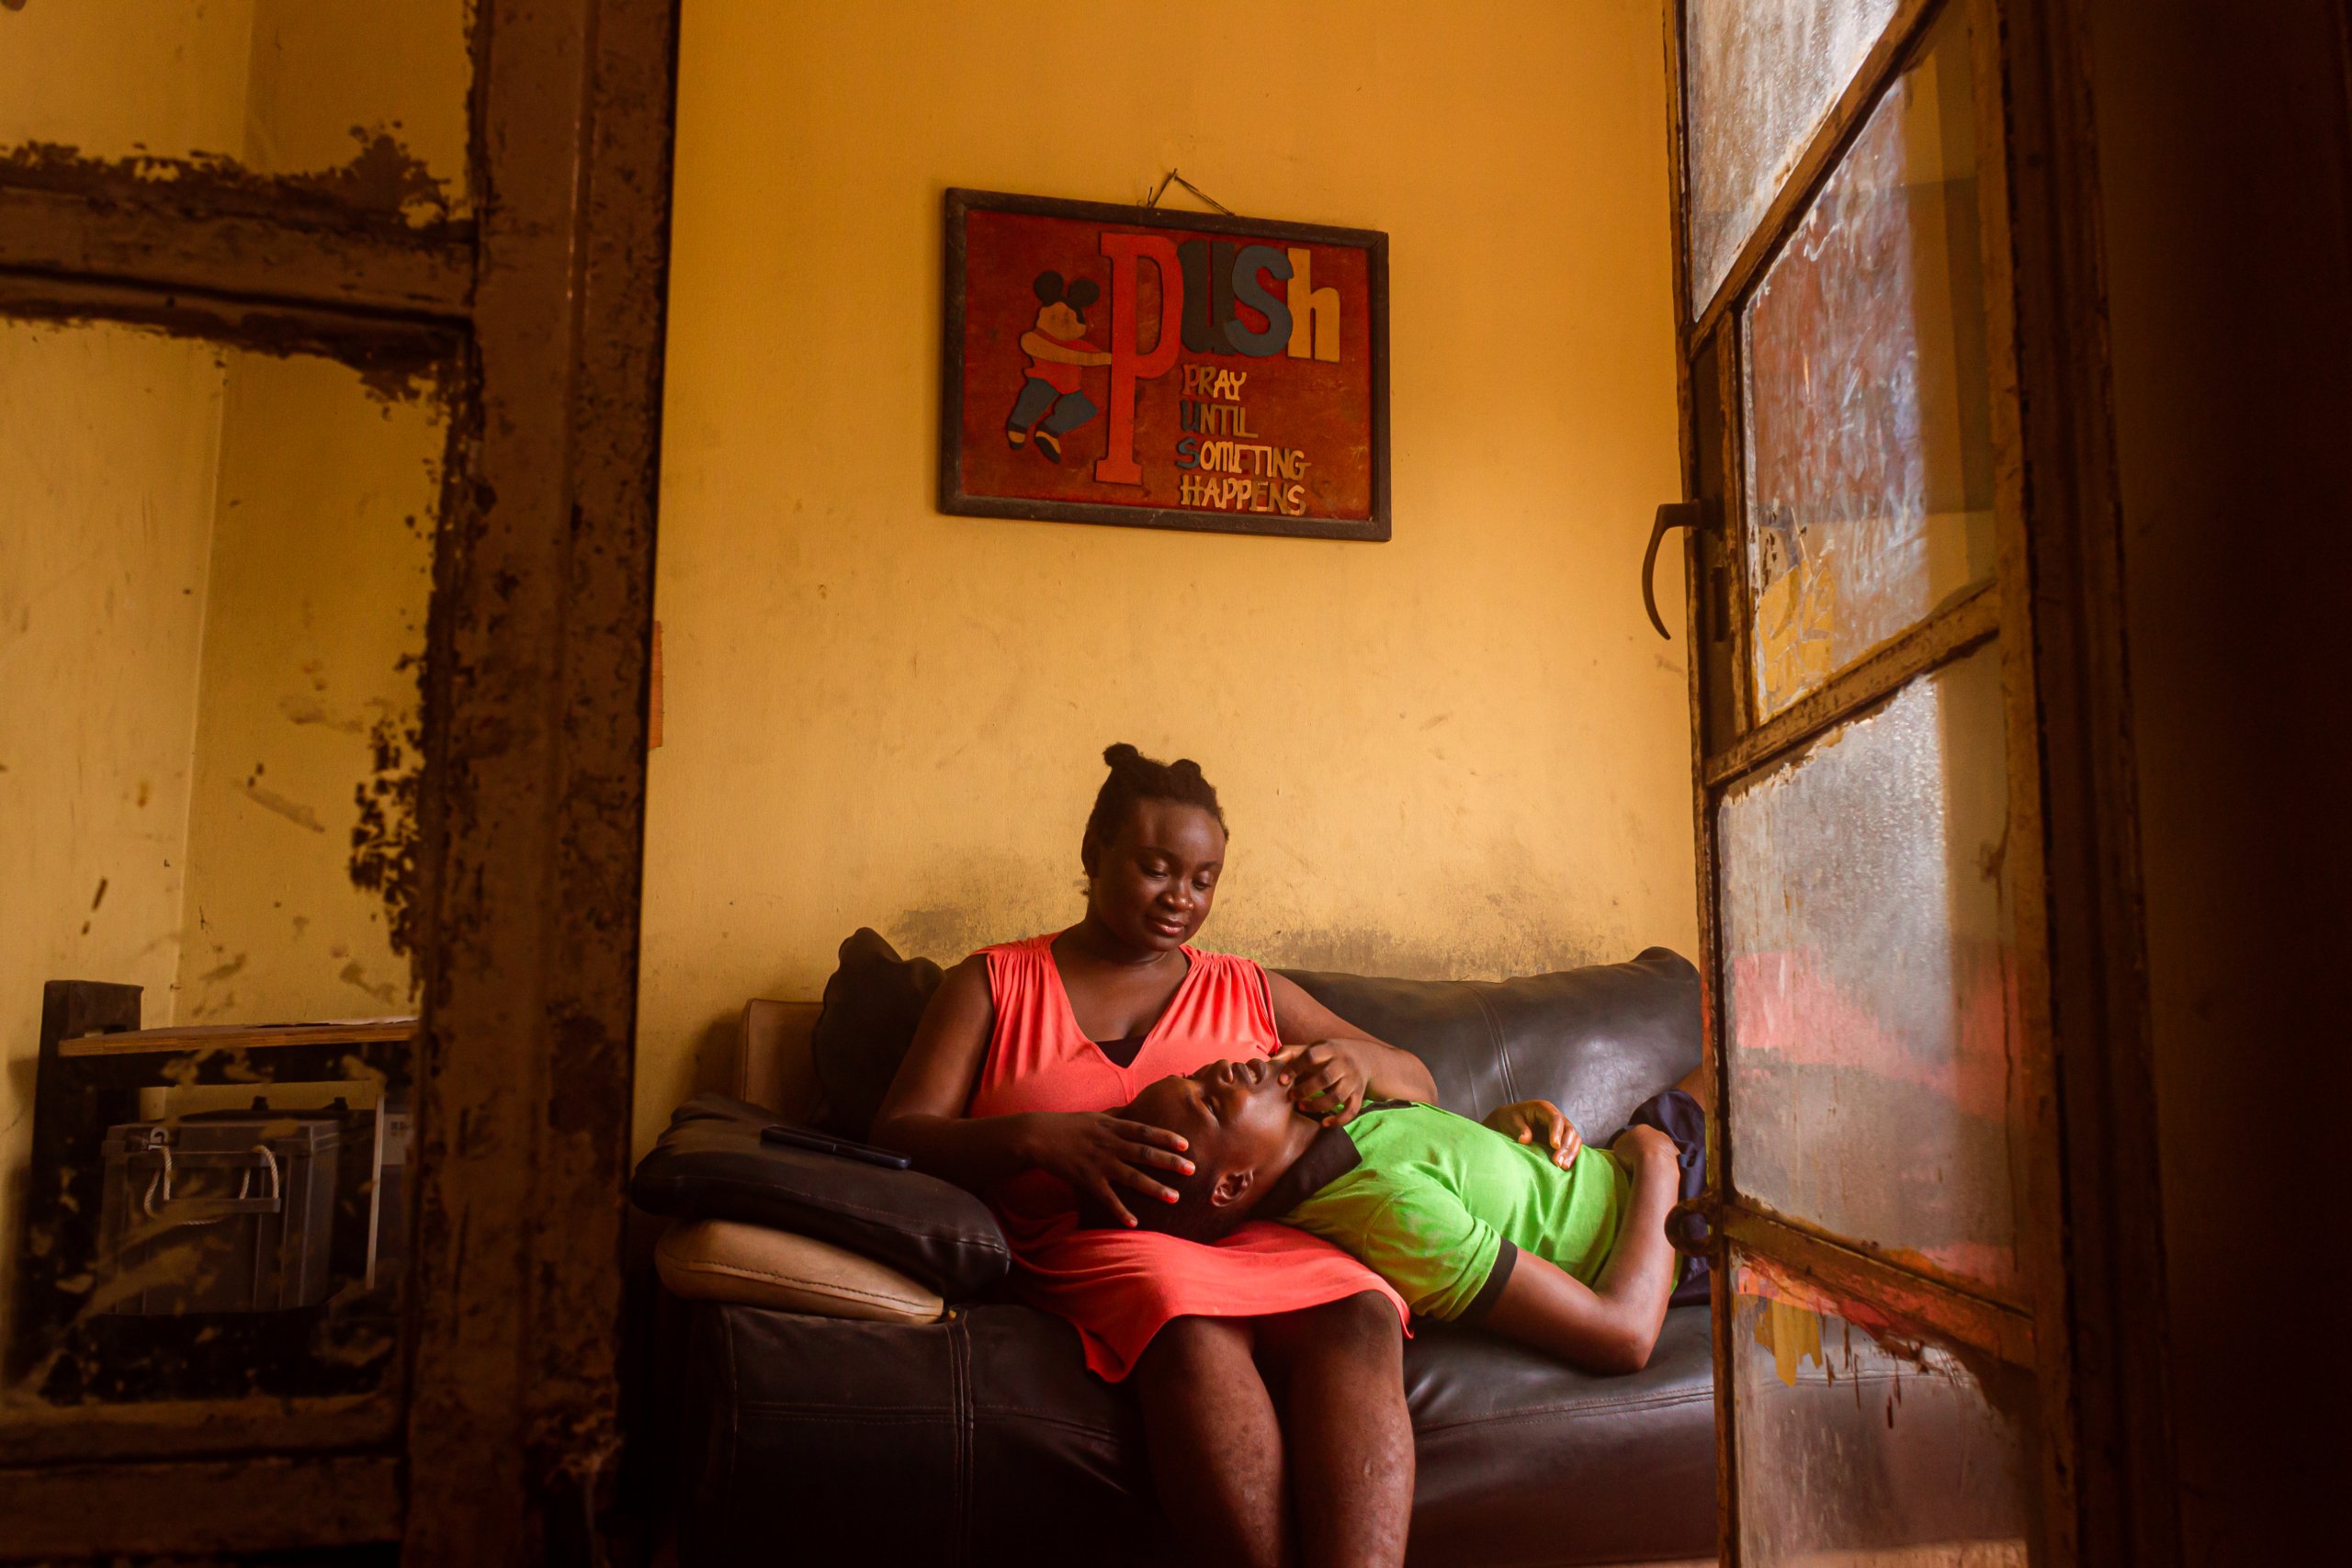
[1266,972,1439,1122]
[870,956,1193,1226]
[1477,1125,1682,1374]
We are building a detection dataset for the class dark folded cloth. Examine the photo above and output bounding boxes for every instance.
[1619,1087,1712,1307]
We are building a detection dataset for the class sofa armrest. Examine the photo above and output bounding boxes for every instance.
[741,998,822,1122]
[631,1092,1010,1300]
[656,1218,946,1324]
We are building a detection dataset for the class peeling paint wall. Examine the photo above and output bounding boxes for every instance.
[171,352,439,1022]
[634,0,1699,1152]
[0,323,435,1354]
[0,321,228,1332]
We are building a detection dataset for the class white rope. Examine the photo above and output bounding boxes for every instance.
[138,1133,280,1230]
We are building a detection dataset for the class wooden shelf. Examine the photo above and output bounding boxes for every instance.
[57,1021,418,1058]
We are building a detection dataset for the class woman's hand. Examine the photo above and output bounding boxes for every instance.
[1272,1039,1380,1125]
[1485,1100,1584,1168]
[1018,1111,1195,1229]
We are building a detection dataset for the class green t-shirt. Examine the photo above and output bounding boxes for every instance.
[1280,1102,1632,1321]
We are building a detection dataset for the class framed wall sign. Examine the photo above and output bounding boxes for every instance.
[940,187,1389,542]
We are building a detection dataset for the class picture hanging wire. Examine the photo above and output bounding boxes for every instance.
[1142,169,1236,216]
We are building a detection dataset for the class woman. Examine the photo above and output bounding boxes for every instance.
[872,743,1440,1568]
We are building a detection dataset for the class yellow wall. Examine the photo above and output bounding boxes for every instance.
[635,0,1695,1150]
[0,321,228,1328]
[173,353,440,1022]
[0,0,472,219]
[0,2,254,164]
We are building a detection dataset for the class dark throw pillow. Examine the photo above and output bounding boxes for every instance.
[630,1092,1008,1301]
[809,927,944,1137]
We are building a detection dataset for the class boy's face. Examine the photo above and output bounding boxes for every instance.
[1128,1057,1301,1214]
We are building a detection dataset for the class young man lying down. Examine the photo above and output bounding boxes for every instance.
[1091,1057,1709,1375]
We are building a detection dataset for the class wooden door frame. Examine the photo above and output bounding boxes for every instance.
[1659,0,2180,1563]
[0,0,678,1558]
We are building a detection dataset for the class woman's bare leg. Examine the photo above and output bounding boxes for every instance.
[1131,1314,1290,1568]
[1254,1292,1414,1568]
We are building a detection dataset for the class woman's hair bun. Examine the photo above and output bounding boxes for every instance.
[1082,741,1227,872]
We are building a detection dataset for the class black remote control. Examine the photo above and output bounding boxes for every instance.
[760,1122,914,1169]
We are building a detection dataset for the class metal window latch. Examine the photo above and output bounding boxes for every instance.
[1643,502,1702,639]
[1665,1194,1720,1258]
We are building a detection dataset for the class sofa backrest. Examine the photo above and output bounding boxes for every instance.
[1278,947,1701,1138]
[733,938,1701,1140]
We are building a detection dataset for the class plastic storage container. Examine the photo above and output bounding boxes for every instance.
[98,1105,344,1314]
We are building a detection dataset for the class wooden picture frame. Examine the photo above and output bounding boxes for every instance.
[940,187,1390,542]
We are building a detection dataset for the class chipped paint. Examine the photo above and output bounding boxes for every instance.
[240,780,326,833]
[0,131,458,231]
[349,713,423,960]
[0,0,679,1551]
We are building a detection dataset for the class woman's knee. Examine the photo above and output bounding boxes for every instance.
[1311,1290,1404,1348]
[1260,1291,1403,1370]
[1135,1313,1256,1390]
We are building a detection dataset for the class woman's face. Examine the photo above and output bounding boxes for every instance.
[1085,799,1226,953]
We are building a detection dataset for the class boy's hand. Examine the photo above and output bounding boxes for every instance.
[1485,1100,1583,1168]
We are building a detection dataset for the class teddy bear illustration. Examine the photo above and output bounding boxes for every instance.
[1005,270,1113,462]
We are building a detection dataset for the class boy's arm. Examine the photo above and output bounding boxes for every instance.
[1477,1126,1682,1374]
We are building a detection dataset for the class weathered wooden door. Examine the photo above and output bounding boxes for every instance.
[1658,1,2176,1562]
[0,3,675,1559]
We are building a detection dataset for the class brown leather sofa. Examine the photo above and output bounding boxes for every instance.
[642,948,1720,1567]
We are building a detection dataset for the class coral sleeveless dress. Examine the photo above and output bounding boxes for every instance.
[969,932,1408,1382]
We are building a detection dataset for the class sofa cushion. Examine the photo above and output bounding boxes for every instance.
[656,1218,944,1324]
[1278,948,1702,1138]
[809,926,944,1136]
[678,1299,1717,1567]
[631,1092,1009,1300]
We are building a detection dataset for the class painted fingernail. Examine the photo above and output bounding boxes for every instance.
[1163,1191,1179,1202]
[1180,1161,1195,1175]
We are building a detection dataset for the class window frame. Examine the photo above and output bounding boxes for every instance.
[1661,0,2180,1562]
[0,0,677,1556]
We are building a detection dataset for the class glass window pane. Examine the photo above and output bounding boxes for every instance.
[1686,0,1902,314]
[1719,645,2019,1296]
[1732,1247,2037,1566]
[0,1,472,224]
[1741,5,1996,719]
[0,316,442,1416]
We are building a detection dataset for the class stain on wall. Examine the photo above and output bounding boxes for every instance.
[633,0,1699,1153]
